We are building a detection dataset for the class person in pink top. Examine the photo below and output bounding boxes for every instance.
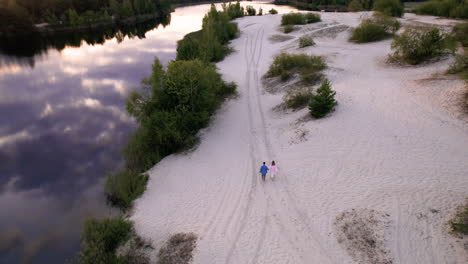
[270,160,278,180]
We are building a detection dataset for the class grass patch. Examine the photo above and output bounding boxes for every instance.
[157,233,197,264]
[299,35,316,48]
[309,79,337,118]
[283,24,295,33]
[267,53,326,82]
[78,217,151,264]
[373,0,404,17]
[285,88,314,110]
[389,26,456,65]
[281,12,321,25]
[104,171,149,210]
[416,0,468,19]
[449,200,468,235]
[452,22,468,47]
[350,13,401,43]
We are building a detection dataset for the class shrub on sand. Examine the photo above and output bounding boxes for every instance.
[245,5,256,16]
[416,0,468,19]
[157,233,198,264]
[373,0,404,17]
[281,12,321,25]
[350,13,400,43]
[452,22,468,47]
[299,35,316,48]
[449,200,468,235]
[284,24,295,33]
[269,8,278,14]
[79,217,133,264]
[286,88,313,109]
[104,170,149,210]
[309,79,337,118]
[389,26,456,65]
[267,53,326,81]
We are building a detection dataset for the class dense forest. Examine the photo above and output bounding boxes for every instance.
[0,0,210,34]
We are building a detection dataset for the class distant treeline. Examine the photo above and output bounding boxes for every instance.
[0,0,216,34]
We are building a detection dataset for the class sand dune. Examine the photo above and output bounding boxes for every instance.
[132,12,467,263]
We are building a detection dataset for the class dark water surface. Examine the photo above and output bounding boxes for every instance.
[0,2,296,263]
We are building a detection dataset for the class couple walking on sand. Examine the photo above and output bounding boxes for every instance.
[259,161,278,182]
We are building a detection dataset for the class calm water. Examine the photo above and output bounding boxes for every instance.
[0,2,296,263]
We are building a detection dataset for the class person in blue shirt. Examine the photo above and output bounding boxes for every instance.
[259,162,269,182]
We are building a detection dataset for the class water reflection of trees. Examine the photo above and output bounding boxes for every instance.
[0,15,170,68]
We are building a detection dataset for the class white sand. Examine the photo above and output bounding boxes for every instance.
[132,12,468,263]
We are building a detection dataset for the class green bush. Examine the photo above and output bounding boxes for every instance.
[350,14,400,43]
[299,35,316,48]
[281,12,321,25]
[267,53,326,81]
[373,0,404,17]
[284,25,295,33]
[347,0,374,11]
[286,89,313,109]
[416,0,468,19]
[305,12,321,23]
[447,53,468,80]
[269,8,278,14]
[452,22,468,47]
[449,200,468,235]
[309,79,337,118]
[176,4,238,62]
[122,58,236,189]
[245,5,256,16]
[222,1,244,20]
[389,26,456,65]
[79,217,132,264]
[105,170,149,210]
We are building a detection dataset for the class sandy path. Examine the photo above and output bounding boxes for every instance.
[132,12,468,263]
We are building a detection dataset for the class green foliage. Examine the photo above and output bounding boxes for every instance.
[245,5,256,16]
[222,1,244,20]
[105,171,149,210]
[389,26,456,65]
[122,58,236,180]
[309,79,337,118]
[283,24,295,33]
[258,8,263,16]
[373,0,404,17]
[350,13,401,43]
[269,8,278,14]
[347,0,374,11]
[281,12,321,25]
[416,0,468,19]
[79,217,132,264]
[267,53,326,81]
[449,200,468,235]
[447,53,468,80]
[177,4,238,62]
[452,22,468,47]
[299,35,316,48]
[285,89,313,109]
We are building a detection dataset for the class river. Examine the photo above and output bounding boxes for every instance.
[0,2,296,263]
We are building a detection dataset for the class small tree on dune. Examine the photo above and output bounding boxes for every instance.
[309,79,337,118]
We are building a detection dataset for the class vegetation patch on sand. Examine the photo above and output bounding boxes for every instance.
[266,53,326,83]
[299,35,315,48]
[157,233,198,264]
[308,79,337,118]
[335,209,392,264]
[373,0,404,17]
[281,12,321,25]
[449,199,468,236]
[416,0,468,19]
[79,217,152,264]
[388,26,456,65]
[350,13,401,43]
